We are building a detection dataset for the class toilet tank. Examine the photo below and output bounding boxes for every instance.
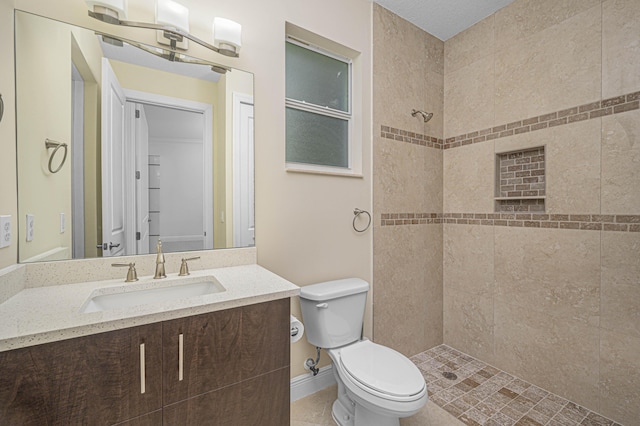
[299,278,369,349]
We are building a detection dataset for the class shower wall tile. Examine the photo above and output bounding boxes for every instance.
[444,14,495,75]
[494,301,601,411]
[601,232,640,338]
[494,0,602,52]
[444,55,495,138]
[494,227,601,326]
[423,224,444,349]
[598,330,640,425]
[373,135,431,214]
[373,224,442,357]
[373,3,444,358]
[443,142,495,213]
[494,5,602,126]
[443,224,494,298]
[602,0,640,98]
[601,109,640,214]
[540,120,601,215]
[424,31,444,76]
[443,288,495,366]
[425,71,444,140]
[373,3,429,135]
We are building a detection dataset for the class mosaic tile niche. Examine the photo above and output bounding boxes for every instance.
[495,147,546,212]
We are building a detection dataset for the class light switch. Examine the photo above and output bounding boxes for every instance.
[0,215,11,248]
[60,212,65,233]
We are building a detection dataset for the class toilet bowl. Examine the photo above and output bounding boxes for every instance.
[299,278,428,426]
[328,340,427,426]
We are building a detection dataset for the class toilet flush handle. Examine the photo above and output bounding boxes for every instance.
[316,303,329,309]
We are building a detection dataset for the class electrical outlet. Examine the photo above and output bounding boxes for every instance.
[26,214,34,242]
[0,215,11,248]
[60,212,65,233]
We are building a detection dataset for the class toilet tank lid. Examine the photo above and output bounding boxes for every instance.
[300,278,369,301]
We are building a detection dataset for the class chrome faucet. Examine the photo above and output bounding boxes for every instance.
[154,240,166,279]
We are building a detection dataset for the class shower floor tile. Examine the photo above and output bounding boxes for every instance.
[413,345,622,426]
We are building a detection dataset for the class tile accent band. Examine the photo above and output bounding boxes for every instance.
[380,126,443,149]
[445,91,640,150]
[380,213,640,232]
[379,90,640,151]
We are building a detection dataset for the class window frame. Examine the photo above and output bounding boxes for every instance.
[285,36,354,173]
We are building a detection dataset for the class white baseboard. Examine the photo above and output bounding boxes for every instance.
[290,364,336,402]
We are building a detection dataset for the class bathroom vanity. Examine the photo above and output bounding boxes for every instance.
[0,263,298,425]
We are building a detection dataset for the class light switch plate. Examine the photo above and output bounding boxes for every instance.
[26,214,34,242]
[60,212,65,233]
[0,215,11,248]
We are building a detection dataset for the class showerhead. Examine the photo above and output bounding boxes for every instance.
[411,109,434,123]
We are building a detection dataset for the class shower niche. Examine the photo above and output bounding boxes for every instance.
[495,146,546,212]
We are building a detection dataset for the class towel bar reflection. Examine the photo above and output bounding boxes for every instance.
[45,139,68,174]
[353,208,371,233]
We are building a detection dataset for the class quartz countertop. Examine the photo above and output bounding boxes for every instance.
[0,264,299,352]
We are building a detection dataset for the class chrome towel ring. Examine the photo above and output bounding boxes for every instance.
[0,93,4,123]
[45,139,68,174]
[353,208,371,233]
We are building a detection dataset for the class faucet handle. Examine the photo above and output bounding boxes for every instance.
[112,263,139,283]
[179,257,200,276]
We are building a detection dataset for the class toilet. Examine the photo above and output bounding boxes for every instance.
[300,278,427,426]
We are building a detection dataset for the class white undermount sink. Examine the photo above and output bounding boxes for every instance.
[81,277,225,313]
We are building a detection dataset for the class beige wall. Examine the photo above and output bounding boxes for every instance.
[1,0,373,379]
[15,13,75,261]
[0,0,17,269]
[442,0,640,424]
[372,4,444,357]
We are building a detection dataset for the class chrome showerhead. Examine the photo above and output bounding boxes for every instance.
[411,109,433,123]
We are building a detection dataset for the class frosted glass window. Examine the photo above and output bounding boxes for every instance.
[286,108,348,167]
[285,38,352,170]
[286,41,349,113]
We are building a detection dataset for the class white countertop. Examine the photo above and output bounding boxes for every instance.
[0,264,299,352]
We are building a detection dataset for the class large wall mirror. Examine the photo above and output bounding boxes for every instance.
[15,10,254,263]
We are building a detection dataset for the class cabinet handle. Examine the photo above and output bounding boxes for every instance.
[178,333,184,381]
[140,343,146,394]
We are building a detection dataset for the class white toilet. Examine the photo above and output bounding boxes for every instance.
[300,278,427,426]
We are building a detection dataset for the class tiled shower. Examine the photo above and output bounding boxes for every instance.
[371,1,640,425]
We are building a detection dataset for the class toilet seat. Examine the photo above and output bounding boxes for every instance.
[338,340,426,401]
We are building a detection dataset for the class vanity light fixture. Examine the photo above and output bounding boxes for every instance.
[96,30,232,74]
[85,0,242,57]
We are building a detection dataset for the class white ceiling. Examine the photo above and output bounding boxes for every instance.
[374,0,516,41]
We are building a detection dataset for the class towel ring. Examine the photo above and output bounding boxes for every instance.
[0,93,4,123]
[353,208,371,233]
[45,139,68,174]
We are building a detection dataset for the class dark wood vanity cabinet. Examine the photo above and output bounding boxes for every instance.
[0,323,163,426]
[162,298,291,425]
[0,298,290,426]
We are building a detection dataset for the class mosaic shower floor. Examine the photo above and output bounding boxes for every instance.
[412,345,621,426]
[291,344,623,426]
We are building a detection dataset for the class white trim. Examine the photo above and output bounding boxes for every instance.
[290,364,336,402]
[71,64,85,259]
[232,92,255,248]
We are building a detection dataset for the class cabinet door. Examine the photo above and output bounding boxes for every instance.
[0,323,162,426]
[162,307,242,405]
[162,367,289,426]
[241,298,290,379]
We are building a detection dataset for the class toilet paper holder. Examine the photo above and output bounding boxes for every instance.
[290,315,305,344]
